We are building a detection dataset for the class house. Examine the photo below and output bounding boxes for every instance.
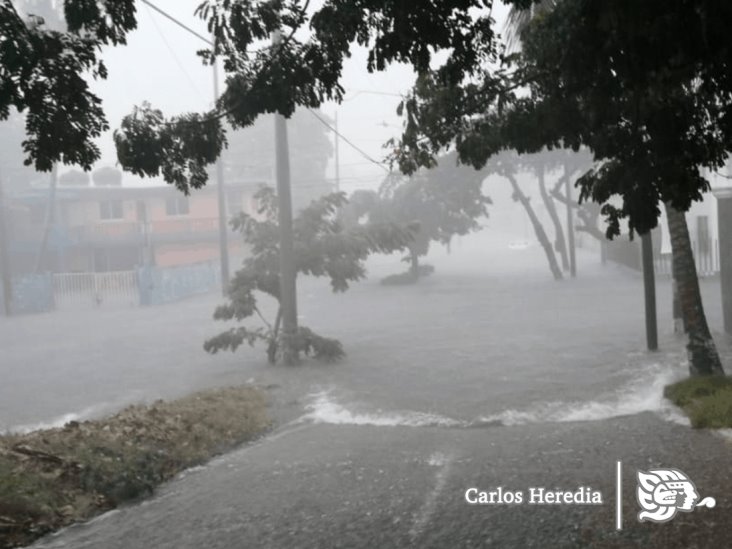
[6,180,262,275]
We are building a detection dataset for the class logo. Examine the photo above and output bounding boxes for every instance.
[636,468,716,523]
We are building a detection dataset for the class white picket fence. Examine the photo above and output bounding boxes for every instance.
[53,271,139,309]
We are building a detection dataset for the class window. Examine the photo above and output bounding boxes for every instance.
[99,200,123,220]
[165,196,190,216]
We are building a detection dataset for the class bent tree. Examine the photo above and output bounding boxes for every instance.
[346,152,491,284]
[393,1,730,376]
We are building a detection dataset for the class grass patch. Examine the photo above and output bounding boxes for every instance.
[664,376,732,428]
[0,386,269,549]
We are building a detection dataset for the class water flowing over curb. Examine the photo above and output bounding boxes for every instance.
[302,363,690,429]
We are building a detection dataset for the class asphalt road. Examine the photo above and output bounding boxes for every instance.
[6,232,730,548]
[27,414,732,548]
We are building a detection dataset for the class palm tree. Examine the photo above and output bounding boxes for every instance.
[665,204,723,375]
[505,1,724,376]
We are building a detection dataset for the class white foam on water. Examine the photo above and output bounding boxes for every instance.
[302,363,689,430]
[302,391,466,428]
[7,404,106,435]
[475,362,687,426]
[427,452,450,467]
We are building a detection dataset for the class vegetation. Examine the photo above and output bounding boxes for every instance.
[91,166,122,187]
[0,386,268,549]
[204,187,413,364]
[58,168,89,186]
[342,152,490,283]
[665,377,732,428]
[3,1,729,374]
[393,1,728,375]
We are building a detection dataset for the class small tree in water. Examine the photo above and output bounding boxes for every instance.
[204,187,413,364]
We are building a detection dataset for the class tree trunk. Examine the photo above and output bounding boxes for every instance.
[672,279,684,334]
[267,307,283,364]
[537,165,569,271]
[665,203,723,376]
[506,175,563,280]
[409,247,420,279]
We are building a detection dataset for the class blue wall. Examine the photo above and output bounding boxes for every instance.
[0,273,54,314]
[138,262,221,306]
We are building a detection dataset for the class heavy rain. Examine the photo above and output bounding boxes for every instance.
[1,1,731,548]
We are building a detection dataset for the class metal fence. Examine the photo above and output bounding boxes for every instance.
[654,239,720,277]
[52,271,139,309]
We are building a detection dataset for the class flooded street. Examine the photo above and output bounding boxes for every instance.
[9,231,729,548]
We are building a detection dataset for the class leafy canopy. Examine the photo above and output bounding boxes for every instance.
[393,0,732,237]
[1,0,137,171]
[114,0,502,193]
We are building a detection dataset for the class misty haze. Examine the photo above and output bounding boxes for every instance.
[2,1,732,548]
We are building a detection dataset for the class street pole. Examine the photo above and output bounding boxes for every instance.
[35,163,57,273]
[213,55,230,294]
[641,231,658,351]
[273,30,299,365]
[334,110,340,193]
[0,170,12,316]
[564,167,577,277]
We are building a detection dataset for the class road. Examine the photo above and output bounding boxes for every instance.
[3,231,729,548]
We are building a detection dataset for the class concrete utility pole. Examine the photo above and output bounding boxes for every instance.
[0,171,12,316]
[213,56,230,294]
[34,164,57,273]
[273,31,299,365]
[640,231,658,351]
[334,110,340,193]
[564,168,577,277]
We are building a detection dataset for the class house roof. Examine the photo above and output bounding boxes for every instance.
[8,180,266,204]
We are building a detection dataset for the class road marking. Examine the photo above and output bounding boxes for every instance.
[616,460,622,530]
[409,452,454,542]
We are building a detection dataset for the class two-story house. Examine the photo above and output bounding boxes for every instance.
[7,180,261,275]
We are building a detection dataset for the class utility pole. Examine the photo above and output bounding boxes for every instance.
[273,30,299,365]
[0,170,12,316]
[35,164,57,273]
[641,231,658,351]
[213,56,230,294]
[334,110,340,193]
[564,166,577,277]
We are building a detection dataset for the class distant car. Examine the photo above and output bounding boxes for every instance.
[508,239,531,250]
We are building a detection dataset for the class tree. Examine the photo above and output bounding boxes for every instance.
[483,150,564,279]
[92,166,122,187]
[1,0,137,171]
[113,1,500,193]
[393,1,729,376]
[348,152,490,283]
[58,168,89,186]
[204,187,413,363]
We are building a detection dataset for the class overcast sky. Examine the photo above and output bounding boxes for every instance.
[85,0,511,190]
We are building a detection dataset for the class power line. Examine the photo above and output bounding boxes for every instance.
[143,2,206,101]
[139,0,406,130]
[140,0,213,46]
[141,0,309,126]
[343,89,405,101]
[308,109,390,173]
